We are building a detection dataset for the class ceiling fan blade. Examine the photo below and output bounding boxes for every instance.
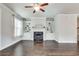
[40,3,48,6]
[25,6,33,8]
[33,10,36,13]
[40,8,45,12]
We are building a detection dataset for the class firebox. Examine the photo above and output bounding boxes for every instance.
[34,32,43,43]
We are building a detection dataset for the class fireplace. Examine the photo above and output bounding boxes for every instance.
[34,32,43,43]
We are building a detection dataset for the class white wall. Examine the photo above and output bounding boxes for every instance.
[54,14,77,43]
[0,4,22,50]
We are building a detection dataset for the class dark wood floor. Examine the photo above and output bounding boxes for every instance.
[0,40,79,56]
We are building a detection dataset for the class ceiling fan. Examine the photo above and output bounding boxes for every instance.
[25,3,48,13]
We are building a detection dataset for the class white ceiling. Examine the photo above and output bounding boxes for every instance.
[4,3,79,18]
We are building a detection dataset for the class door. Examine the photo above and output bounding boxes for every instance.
[77,16,79,44]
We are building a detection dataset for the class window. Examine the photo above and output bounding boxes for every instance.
[14,17,23,37]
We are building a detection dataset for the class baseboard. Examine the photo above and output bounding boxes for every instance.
[58,41,77,43]
[22,39,33,40]
[0,40,21,51]
[53,40,58,43]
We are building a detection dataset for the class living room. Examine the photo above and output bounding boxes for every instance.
[0,3,79,56]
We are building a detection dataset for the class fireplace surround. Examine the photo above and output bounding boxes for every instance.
[34,32,43,43]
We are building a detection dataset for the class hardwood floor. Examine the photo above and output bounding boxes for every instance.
[0,40,79,56]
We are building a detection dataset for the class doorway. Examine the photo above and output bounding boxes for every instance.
[77,16,79,44]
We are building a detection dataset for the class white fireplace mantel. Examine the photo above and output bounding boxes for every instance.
[22,17,55,41]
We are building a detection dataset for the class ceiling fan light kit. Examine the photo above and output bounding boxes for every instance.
[25,3,48,13]
[34,6,40,11]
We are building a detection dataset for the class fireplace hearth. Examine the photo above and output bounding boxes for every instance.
[34,32,43,43]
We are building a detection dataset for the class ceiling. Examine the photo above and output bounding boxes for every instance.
[4,3,79,18]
